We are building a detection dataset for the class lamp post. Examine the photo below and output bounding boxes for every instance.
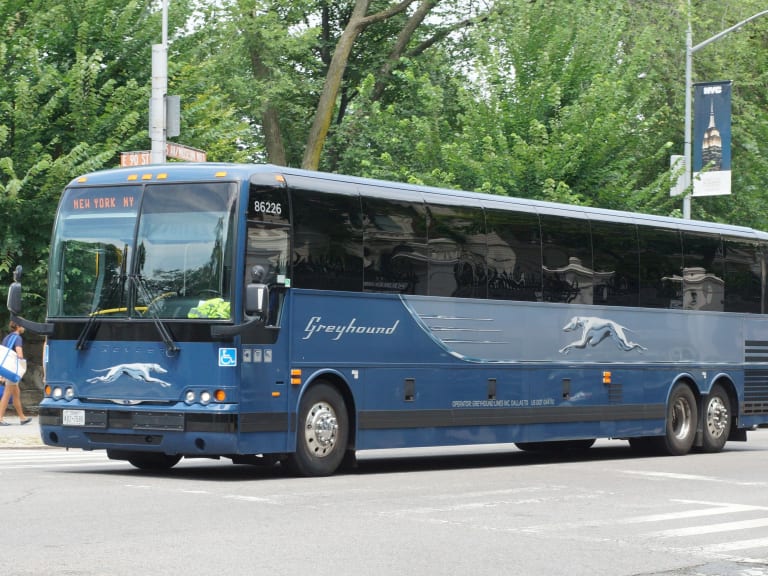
[683,3,768,219]
[150,0,169,164]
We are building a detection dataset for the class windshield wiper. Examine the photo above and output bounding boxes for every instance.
[131,275,180,355]
[76,275,124,351]
[76,246,129,351]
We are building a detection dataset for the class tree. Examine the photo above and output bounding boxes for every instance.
[0,0,193,319]
[233,0,495,170]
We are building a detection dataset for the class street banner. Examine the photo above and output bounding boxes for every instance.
[693,81,732,197]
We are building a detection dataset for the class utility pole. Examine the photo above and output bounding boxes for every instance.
[150,0,169,164]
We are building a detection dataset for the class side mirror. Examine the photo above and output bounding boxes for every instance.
[245,283,269,317]
[7,265,22,315]
[6,264,54,335]
[210,284,268,339]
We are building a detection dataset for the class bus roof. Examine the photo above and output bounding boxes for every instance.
[67,162,766,241]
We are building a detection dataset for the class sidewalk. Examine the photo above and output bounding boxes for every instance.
[0,415,45,448]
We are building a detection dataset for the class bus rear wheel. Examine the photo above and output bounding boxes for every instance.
[657,384,698,456]
[289,382,349,477]
[701,384,731,453]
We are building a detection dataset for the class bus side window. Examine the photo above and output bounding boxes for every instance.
[485,208,542,302]
[540,214,593,304]
[362,193,428,295]
[638,226,683,308]
[682,231,724,311]
[425,197,487,299]
[722,237,762,313]
[291,187,363,292]
[591,220,639,307]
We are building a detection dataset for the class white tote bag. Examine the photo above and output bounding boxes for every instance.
[0,342,26,383]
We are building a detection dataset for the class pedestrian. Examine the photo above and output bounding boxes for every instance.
[0,321,31,426]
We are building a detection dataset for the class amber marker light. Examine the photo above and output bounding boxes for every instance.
[214,171,228,178]
[141,173,153,180]
[602,371,612,384]
[291,368,302,385]
[214,389,226,402]
[127,174,138,181]
[272,391,281,398]
[44,384,52,396]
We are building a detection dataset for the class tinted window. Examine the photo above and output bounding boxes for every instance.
[540,214,593,304]
[291,187,363,291]
[485,209,542,301]
[590,220,639,306]
[135,182,238,318]
[638,226,683,308]
[722,237,762,313]
[248,178,290,226]
[682,232,724,311]
[426,198,487,298]
[363,191,428,295]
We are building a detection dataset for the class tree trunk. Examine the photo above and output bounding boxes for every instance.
[302,0,370,170]
[302,0,417,170]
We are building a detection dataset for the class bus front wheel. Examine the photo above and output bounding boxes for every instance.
[701,384,731,453]
[108,450,181,470]
[658,384,698,456]
[289,383,349,477]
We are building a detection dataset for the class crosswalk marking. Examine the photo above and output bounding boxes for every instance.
[704,536,768,553]
[0,448,120,470]
[618,502,766,524]
[621,469,768,487]
[653,517,768,538]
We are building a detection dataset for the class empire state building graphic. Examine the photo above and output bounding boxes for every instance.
[701,101,722,171]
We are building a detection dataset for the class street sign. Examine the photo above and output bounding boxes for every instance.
[120,143,207,167]
[166,143,206,162]
[120,151,152,167]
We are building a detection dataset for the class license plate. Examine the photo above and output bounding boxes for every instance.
[62,409,85,426]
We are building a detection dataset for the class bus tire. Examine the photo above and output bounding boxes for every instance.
[126,452,181,470]
[289,382,349,477]
[658,384,698,456]
[628,437,656,454]
[701,383,731,453]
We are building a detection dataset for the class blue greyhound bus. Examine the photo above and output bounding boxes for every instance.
[9,163,768,475]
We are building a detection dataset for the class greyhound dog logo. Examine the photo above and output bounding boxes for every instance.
[86,363,172,387]
[559,316,646,355]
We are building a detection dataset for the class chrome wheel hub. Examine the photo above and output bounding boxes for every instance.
[303,401,338,458]
[706,397,729,438]
[671,397,693,440]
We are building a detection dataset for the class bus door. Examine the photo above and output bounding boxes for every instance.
[238,175,292,449]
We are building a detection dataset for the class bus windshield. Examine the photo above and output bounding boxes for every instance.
[48,182,238,319]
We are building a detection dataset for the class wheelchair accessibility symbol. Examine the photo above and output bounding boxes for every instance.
[218,348,237,367]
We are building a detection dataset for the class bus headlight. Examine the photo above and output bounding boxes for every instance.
[184,390,196,405]
[200,391,212,405]
[64,387,75,401]
[52,387,64,400]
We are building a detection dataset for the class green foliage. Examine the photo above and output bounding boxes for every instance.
[2,0,768,323]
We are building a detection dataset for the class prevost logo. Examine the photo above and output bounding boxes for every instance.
[302,316,400,341]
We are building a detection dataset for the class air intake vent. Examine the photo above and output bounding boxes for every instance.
[744,340,768,414]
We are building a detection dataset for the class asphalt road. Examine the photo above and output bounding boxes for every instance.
[2,430,768,576]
